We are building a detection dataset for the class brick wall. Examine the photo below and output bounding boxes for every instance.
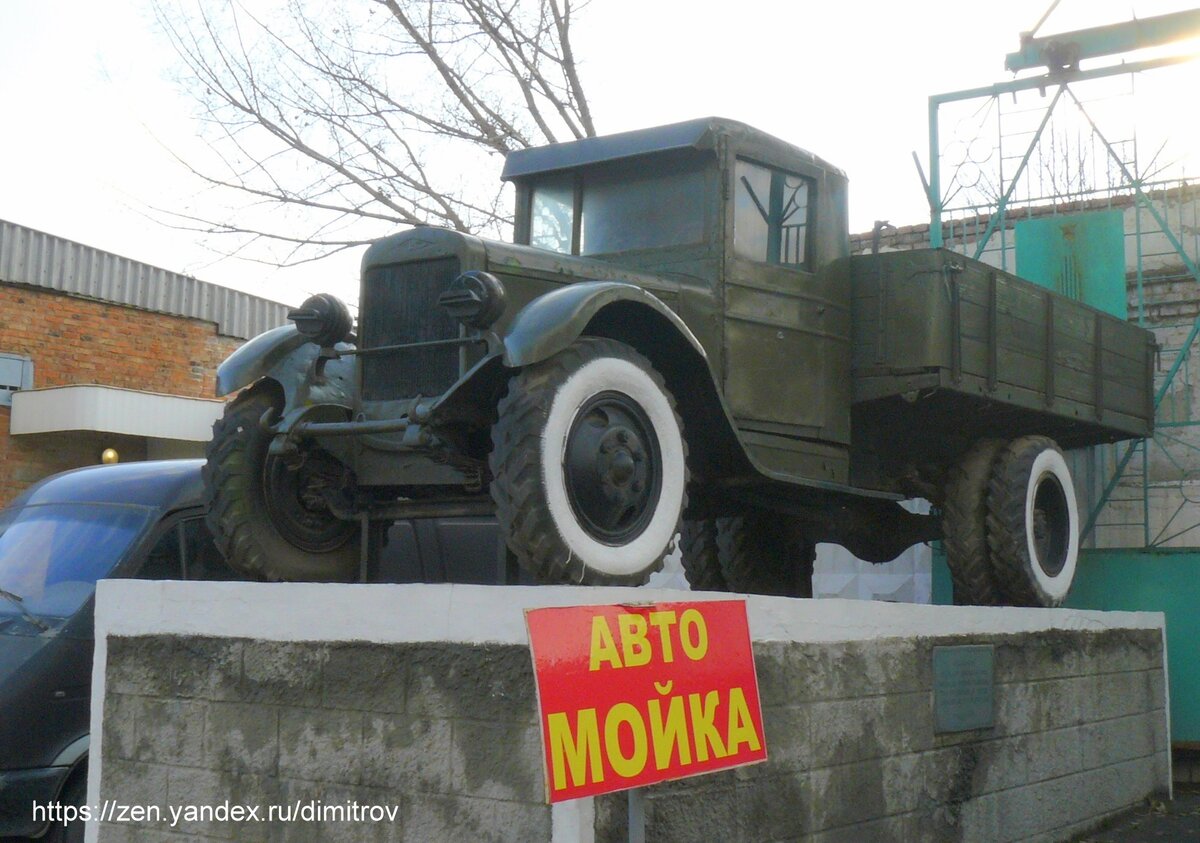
[0,283,242,504]
[92,583,1171,843]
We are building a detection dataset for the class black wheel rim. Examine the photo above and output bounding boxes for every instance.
[262,450,355,552]
[563,390,663,545]
[1032,471,1070,577]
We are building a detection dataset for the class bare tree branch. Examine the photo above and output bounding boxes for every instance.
[151,0,595,271]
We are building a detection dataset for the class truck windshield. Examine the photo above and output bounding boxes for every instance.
[0,502,154,622]
[529,155,708,256]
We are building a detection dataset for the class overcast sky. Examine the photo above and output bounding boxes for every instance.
[1,0,1197,306]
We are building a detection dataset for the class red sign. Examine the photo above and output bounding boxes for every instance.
[525,599,767,802]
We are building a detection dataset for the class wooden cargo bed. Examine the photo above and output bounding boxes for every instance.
[849,249,1155,462]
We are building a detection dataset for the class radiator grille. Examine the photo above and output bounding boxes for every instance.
[360,258,461,401]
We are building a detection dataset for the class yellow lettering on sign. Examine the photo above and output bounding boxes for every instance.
[679,609,708,660]
[546,684,762,793]
[725,687,762,754]
[589,615,622,671]
[618,614,652,667]
[647,610,677,663]
[605,702,649,778]
[648,695,691,770]
[547,709,603,790]
[688,691,727,762]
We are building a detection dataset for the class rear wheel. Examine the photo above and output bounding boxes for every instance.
[986,436,1079,607]
[717,511,814,597]
[203,386,358,581]
[680,519,728,591]
[942,439,1006,606]
[489,338,688,585]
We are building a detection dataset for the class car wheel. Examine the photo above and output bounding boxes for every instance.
[41,771,85,843]
[490,337,688,584]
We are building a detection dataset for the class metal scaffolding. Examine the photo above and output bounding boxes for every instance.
[925,7,1200,548]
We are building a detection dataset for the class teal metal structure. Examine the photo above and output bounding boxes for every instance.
[925,8,1200,549]
[1004,9,1200,73]
[922,6,1200,753]
[1014,210,1127,318]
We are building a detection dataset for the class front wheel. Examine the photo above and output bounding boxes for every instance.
[203,386,358,582]
[986,436,1079,607]
[489,338,688,585]
[42,771,85,843]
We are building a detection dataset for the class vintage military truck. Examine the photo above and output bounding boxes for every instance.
[204,118,1155,607]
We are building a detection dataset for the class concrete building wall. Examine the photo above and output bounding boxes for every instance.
[0,282,245,503]
[91,582,1170,843]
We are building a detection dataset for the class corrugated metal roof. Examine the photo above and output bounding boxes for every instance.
[0,219,292,339]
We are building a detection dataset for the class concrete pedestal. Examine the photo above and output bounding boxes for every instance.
[89,583,1169,842]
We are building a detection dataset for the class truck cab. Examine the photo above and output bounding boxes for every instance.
[503,118,854,486]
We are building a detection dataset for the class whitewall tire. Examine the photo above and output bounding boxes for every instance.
[986,436,1079,607]
[490,337,688,584]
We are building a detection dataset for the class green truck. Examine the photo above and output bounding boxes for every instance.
[204,118,1155,608]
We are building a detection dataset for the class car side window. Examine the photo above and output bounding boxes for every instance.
[734,158,813,269]
[181,518,247,581]
[135,517,249,581]
[137,524,186,580]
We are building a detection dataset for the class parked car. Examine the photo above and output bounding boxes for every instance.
[0,459,506,842]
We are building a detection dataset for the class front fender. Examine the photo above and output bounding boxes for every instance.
[216,325,308,397]
[502,282,707,367]
[215,324,355,409]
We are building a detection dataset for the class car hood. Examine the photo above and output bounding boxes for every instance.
[0,627,54,677]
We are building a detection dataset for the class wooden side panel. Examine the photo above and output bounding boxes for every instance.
[850,250,1155,443]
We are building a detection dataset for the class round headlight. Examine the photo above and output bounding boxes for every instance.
[438,271,507,329]
[288,293,353,347]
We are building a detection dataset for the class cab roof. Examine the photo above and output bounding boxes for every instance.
[9,460,205,511]
[501,116,846,181]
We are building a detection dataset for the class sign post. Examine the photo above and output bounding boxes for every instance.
[628,787,644,843]
[525,599,767,817]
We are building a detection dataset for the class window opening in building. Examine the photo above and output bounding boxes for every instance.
[0,354,33,408]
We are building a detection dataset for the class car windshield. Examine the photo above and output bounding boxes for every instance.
[0,502,154,622]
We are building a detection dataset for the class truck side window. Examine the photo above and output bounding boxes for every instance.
[530,175,574,254]
[734,158,812,268]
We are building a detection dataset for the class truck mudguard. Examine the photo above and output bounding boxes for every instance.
[215,324,355,409]
[501,281,708,368]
